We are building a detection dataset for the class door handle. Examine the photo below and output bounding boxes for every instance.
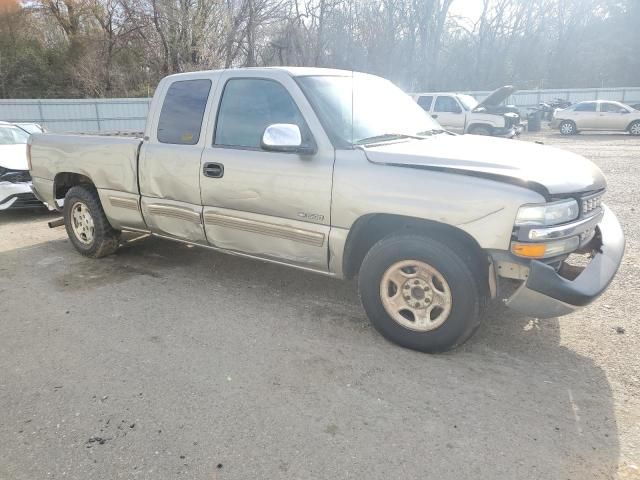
[203,162,224,178]
[432,114,438,119]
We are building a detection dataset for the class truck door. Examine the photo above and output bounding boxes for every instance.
[198,71,334,271]
[432,96,466,133]
[138,77,214,242]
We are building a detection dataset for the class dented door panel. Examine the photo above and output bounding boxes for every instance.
[140,197,206,243]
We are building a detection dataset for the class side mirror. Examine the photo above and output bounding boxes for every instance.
[261,124,314,154]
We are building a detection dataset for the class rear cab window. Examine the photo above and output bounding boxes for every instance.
[157,79,212,145]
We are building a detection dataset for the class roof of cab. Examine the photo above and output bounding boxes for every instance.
[162,66,356,82]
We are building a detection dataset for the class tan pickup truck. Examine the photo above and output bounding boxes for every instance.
[29,67,625,353]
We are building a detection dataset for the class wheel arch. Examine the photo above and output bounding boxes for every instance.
[342,213,490,293]
[466,123,494,134]
[53,172,96,208]
[626,119,640,132]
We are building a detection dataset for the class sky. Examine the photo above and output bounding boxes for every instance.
[449,0,486,23]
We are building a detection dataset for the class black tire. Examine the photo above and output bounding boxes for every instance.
[559,120,577,135]
[628,120,640,136]
[63,185,120,258]
[468,125,492,136]
[358,235,484,353]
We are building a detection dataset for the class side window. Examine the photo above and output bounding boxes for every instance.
[157,79,212,145]
[417,95,433,111]
[434,96,461,113]
[574,102,597,112]
[214,78,307,149]
[600,102,624,113]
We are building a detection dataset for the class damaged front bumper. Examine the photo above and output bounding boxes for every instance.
[0,181,44,210]
[502,205,625,318]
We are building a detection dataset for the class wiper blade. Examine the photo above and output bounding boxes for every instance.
[356,132,430,145]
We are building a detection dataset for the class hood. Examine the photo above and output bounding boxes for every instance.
[477,85,516,108]
[0,144,28,171]
[362,134,606,197]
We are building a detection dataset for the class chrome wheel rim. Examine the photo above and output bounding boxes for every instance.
[631,123,640,135]
[560,122,574,134]
[379,260,452,332]
[71,201,95,245]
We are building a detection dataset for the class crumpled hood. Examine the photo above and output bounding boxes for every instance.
[0,144,29,171]
[362,134,606,196]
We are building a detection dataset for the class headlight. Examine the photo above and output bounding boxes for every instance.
[515,199,579,226]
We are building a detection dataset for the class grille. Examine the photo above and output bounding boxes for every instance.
[581,191,604,217]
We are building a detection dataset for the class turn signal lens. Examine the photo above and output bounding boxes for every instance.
[511,236,580,259]
[511,242,547,258]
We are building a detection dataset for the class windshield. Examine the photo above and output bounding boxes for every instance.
[16,123,43,134]
[458,94,479,111]
[297,74,441,147]
[0,126,29,145]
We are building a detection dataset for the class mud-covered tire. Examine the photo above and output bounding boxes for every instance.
[559,120,577,135]
[63,185,120,258]
[358,235,484,353]
[628,120,640,136]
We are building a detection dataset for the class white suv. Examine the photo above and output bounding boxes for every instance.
[411,86,523,137]
[551,100,640,135]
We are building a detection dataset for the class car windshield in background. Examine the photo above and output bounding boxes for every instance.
[458,94,479,111]
[0,126,29,145]
[297,74,441,147]
[16,123,43,134]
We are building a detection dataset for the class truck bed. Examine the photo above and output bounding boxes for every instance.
[30,133,143,207]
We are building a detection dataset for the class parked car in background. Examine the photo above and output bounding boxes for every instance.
[0,121,45,210]
[551,101,640,135]
[411,86,523,137]
[15,123,45,135]
[29,68,624,352]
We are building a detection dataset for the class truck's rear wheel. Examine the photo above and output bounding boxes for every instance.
[63,186,120,258]
[358,235,483,353]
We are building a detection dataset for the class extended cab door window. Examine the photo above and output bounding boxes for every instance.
[157,79,211,144]
[139,77,214,243]
[214,78,310,149]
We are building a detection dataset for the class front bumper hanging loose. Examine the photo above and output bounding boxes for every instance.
[505,205,625,318]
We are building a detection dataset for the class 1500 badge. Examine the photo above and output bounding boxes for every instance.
[298,212,325,221]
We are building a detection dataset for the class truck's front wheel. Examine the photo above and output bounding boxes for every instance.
[63,186,120,258]
[358,235,483,353]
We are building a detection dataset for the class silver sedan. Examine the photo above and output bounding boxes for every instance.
[551,100,640,135]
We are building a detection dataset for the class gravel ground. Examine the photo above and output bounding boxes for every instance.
[1,130,638,480]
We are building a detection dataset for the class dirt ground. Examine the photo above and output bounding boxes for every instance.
[1,130,639,479]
